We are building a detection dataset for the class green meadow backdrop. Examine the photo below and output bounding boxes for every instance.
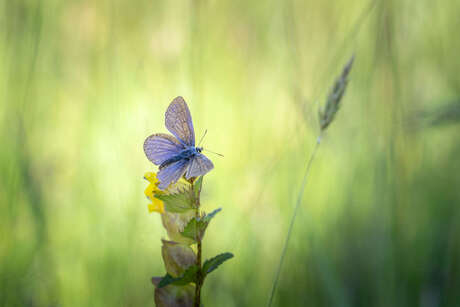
[1,0,459,306]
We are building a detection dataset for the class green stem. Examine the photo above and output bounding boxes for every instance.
[267,135,322,307]
[193,181,203,307]
[194,232,202,307]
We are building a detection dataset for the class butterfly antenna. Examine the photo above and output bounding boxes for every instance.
[204,148,224,157]
[198,129,207,146]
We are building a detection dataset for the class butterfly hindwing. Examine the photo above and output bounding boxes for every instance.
[185,153,214,179]
[165,96,195,146]
[157,159,189,190]
[143,133,184,165]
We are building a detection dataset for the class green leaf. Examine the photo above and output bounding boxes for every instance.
[180,218,199,240]
[203,252,234,276]
[155,190,194,213]
[200,208,221,223]
[157,274,176,288]
[157,265,200,288]
[180,208,222,241]
[193,176,203,199]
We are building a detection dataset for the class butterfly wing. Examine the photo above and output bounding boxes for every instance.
[165,96,195,146]
[185,153,214,179]
[157,159,189,190]
[144,133,184,165]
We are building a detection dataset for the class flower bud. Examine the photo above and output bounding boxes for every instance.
[161,211,195,245]
[161,240,196,277]
[152,277,194,307]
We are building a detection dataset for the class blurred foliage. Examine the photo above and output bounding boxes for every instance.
[1,0,459,306]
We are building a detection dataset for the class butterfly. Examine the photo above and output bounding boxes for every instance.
[143,96,214,190]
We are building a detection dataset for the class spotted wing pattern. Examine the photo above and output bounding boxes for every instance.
[185,153,214,179]
[143,133,184,165]
[165,96,195,146]
[157,159,189,190]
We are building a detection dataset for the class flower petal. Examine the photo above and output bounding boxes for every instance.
[144,172,159,183]
[148,197,165,214]
[145,183,156,199]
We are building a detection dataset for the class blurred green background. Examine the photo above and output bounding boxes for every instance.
[1,0,460,306]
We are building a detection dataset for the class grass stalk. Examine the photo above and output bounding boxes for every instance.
[267,134,322,307]
[267,53,354,307]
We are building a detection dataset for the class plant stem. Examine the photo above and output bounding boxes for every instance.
[193,181,202,307]
[194,233,202,307]
[267,135,322,307]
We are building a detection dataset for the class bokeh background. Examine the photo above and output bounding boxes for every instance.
[1,0,460,306]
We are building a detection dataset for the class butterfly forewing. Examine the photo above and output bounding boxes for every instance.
[144,133,184,165]
[185,153,214,179]
[165,96,195,146]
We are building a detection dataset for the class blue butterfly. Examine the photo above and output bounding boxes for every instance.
[144,96,214,190]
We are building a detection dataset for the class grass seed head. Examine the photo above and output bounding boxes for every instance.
[319,54,355,131]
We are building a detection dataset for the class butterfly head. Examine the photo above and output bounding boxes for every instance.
[196,146,203,153]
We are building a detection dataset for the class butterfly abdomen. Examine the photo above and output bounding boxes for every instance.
[159,155,182,169]
[159,147,198,169]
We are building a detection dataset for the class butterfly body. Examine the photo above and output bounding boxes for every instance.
[144,97,214,190]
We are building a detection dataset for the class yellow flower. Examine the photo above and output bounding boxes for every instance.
[144,171,192,214]
[144,171,195,244]
[144,172,165,214]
